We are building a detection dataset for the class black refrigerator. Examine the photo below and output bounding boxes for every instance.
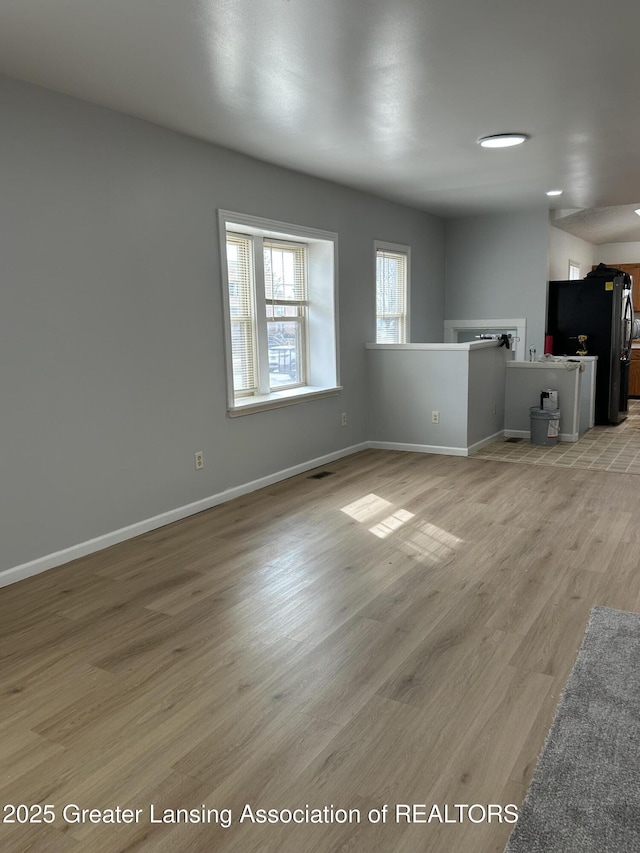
[547,265,634,425]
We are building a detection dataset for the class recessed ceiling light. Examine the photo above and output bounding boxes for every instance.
[546,189,563,196]
[477,133,528,148]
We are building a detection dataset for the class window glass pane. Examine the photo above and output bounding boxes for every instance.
[268,320,303,388]
[264,242,306,303]
[376,254,406,313]
[376,247,408,344]
[265,240,306,387]
[569,260,581,280]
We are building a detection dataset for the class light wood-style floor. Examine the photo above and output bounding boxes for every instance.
[2,449,639,853]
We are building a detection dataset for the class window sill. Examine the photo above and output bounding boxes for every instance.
[228,385,342,417]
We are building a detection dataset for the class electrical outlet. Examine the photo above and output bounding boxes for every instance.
[341,412,347,426]
[431,411,440,424]
[194,451,204,470]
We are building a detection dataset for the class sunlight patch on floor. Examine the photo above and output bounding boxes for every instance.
[340,493,463,565]
[369,508,415,539]
[340,493,393,523]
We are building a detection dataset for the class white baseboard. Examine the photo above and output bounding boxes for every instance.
[368,432,505,458]
[0,442,368,589]
[368,440,469,457]
[467,430,504,454]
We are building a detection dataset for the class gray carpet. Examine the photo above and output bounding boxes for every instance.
[505,606,640,852]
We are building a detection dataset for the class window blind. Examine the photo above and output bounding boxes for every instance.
[376,248,407,344]
[226,233,257,395]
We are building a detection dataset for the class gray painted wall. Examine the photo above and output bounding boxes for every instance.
[467,345,509,446]
[367,348,470,449]
[548,225,595,281]
[504,363,582,440]
[367,342,507,452]
[597,242,640,264]
[444,209,550,356]
[0,74,445,575]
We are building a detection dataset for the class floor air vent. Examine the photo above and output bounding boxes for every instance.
[505,437,523,443]
[308,471,335,480]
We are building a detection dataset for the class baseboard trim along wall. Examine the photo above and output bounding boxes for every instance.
[368,441,469,457]
[368,432,505,458]
[0,442,369,589]
[467,431,505,454]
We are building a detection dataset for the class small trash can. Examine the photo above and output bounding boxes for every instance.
[530,406,560,446]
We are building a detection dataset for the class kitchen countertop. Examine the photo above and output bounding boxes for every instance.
[507,356,597,368]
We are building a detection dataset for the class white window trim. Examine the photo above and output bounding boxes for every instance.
[374,240,411,344]
[218,210,341,416]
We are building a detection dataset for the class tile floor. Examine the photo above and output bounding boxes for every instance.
[473,399,640,475]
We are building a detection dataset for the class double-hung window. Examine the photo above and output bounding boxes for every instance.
[375,242,410,344]
[220,211,340,415]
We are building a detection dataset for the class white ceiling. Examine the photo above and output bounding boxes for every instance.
[552,205,640,245]
[2,0,640,240]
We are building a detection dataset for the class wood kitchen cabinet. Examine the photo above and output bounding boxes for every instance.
[630,348,640,397]
[594,263,640,312]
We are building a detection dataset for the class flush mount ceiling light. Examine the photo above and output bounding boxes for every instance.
[546,189,563,196]
[477,133,528,148]
[635,209,640,216]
